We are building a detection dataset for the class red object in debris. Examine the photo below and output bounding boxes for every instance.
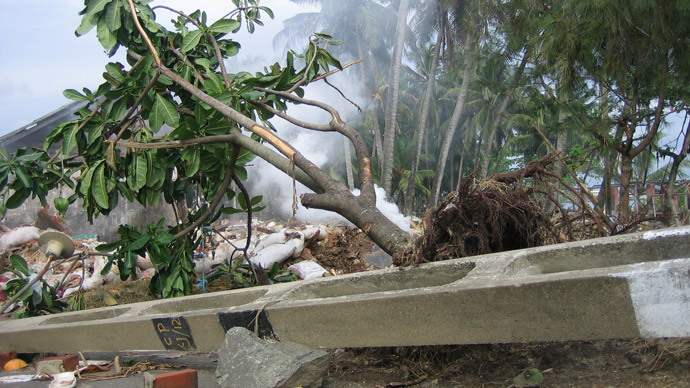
[151,369,198,388]
[0,350,17,370]
[0,288,6,302]
[35,354,79,372]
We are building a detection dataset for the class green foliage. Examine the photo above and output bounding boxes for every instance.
[4,255,68,318]
[0,0,345,300]
[209,260,297,289]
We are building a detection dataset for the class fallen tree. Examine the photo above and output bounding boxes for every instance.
[0,0,410,297]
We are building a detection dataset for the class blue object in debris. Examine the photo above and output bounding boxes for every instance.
[196,278,208,292]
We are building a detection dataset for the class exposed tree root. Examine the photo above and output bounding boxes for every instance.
[395,154,585,265]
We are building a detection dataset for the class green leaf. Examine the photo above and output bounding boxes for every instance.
[105,62,125,83]
[127,233,150,252]
[62,123,80,157]
[150,94,179,132]
[91,162,110,209]
[75,15,98,36]
[104,0,122,31]
[195,58,212,74]
[237,192,247,210]
[96,240,121,253]
[5,188,28,209]
[14,152,43,163]
[259,6,274,19]
[155,232,175,246]
[131,153,148,192]
[180,29,203,53]
[250,195,263,206]
[220,206,243,215]
[185,148,200,178]
[97,18,117,51]
[208,19,240,34]
[14,167,31,188]
[9,254,30,276]
[76,0,113,36]
[110,97,129,122]
[63,89,88,101]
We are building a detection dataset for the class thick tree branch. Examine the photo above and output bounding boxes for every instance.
[106,130,320,192]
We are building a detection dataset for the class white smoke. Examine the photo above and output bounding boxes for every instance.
[244,70,410,233]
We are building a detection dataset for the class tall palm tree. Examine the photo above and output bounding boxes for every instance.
[381,0,411,197]
[406,0,469,211]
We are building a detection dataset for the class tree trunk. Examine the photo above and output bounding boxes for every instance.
[403,30,443,214]
[301,191,410,254]
[663,118,690,224]
[404,33,443,214]
[618,152,634,222]
[429,32,475,207]
[381,0,410,197]
[344,135,354,190]
[479,49,529,180]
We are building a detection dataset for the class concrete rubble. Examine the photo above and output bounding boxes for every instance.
[215,327,329,388]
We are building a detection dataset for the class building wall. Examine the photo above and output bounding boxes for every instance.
[3,188,177,242]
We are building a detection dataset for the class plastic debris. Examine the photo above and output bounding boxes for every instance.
[2,358,28,371]
[512,367,543,387]
[289,260,328,280]
[0,374,37,384]
[48,371,76,388]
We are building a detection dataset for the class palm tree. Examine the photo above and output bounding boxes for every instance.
[381,0,411,197]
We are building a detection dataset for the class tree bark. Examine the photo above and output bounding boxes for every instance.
[381,0,410,197]
[403,30,443,214]
[430,31,475,207]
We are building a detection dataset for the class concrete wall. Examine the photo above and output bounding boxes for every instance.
[3,188,176,241]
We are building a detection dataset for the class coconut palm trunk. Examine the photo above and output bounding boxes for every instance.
[403,31,443,213]
[381,0,410,197]
[429,31,476,207]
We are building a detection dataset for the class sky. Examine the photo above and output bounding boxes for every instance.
[0,0,318,136]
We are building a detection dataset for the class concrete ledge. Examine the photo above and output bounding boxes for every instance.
[1,226,689,352]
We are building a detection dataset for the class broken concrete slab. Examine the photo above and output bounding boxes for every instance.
[0,226,689,353]
[215,327,328,388]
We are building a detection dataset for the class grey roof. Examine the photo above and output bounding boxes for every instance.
[0,101,87,154]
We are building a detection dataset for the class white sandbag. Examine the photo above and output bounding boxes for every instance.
[213,241,246,262]
[288,260,328,280]
[137,254,154,270]
[194,254,226,274]
[249,234,305,269]
[141,267,156,279]
[253,232,287,253]
[302,226,328,241]
[0,226,40,250]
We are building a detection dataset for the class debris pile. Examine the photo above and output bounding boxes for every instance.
[0,216,400,316]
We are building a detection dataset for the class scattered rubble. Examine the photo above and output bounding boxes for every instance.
[216,327,329,388]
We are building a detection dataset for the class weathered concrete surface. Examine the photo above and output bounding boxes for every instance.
[0,226,689,353]
[215,327,328,388]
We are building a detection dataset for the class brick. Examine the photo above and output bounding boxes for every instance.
[35,354,79,372]
[0,350,17,370]
[151,369,198,388]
